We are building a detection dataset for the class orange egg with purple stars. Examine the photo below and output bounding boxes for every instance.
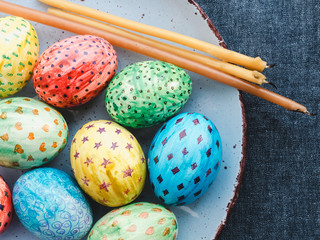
[70,120,146,207]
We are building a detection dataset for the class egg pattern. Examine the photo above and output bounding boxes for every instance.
[105,60,192,128]
[0,16,39,98]
[33,35,118,108]
[70,120,146,207]
[148,112,222,205]
[0,176,13,234]
[88,202,178,240]
[0,97,68,169]
[13,167,93,240]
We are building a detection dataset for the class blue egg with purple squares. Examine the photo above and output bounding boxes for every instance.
[148,112,222,206]
[12,167,93,240]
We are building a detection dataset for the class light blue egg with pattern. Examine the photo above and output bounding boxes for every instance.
[148,112,222,206]
[13,167,93,240]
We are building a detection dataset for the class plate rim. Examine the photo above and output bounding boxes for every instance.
[188,1,247,239]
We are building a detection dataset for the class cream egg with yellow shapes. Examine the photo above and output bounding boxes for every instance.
[70,120,146,207]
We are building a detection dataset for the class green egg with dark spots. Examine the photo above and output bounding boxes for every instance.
[105,61,192,128]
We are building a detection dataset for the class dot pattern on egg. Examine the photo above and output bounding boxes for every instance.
[105,60,192,128]
[0,97,68,169]
[148,112,222,206]
[70,120,146,207]
[0,16,39,98]
[87,202,178,240]
[0,176,13,235]
[33,35,118,108]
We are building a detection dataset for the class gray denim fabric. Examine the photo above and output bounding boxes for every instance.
[196,0,320,239]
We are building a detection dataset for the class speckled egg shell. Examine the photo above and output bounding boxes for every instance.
[33,35,118,108]
[13,167,93,240]
[0,97,68,169]
[0,16,39,98]
[148,112,222,206]
[88,202,178,240]
[105,60,192,128]
[0,176,13,234]
[70,120,146,207]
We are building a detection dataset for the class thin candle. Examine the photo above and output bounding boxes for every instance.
[0,0,309,114]
[47,8,267,85]
[39,0,267,72]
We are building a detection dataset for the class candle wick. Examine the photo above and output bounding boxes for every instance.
[266,63,276,69]
[305,111,317,116]
[291,109,316,116]
[264,80,278,89]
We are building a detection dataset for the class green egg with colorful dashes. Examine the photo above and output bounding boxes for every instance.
[105,61,192,128]
[88,202,178,240]
[0,97,68,169]
[0,16,39,98]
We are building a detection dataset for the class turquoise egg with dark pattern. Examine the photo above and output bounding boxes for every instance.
[105,61,192,128]
[148,112,222,206]
[12,167,93,240]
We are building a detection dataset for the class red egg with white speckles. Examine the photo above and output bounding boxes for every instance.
[0,176,13,234]
[33,35,118,108]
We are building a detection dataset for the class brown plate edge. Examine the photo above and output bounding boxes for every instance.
[186,1,247,239]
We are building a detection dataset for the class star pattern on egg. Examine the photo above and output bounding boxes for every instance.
[82,136,89,143]
[74,152,80,159]
[84,157,94,167]
[101,158,112,168]
[100,181,111,192]
[82,176,90,186]
[70,120,146,207]
[125,143,133,152]
[115,129,122,134]
[94,142,102,149]
[123,166,133,178]
[110,142,119,150]
[86,124,95,129]
[97,127,106,134]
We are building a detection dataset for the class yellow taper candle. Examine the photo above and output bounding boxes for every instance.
[40,0,267,72]
[48,8,267,85]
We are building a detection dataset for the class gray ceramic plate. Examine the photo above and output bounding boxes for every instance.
[0,0,246,239]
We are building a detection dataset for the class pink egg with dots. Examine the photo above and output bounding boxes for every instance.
[33,35,118,108]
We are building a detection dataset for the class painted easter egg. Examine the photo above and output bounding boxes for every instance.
[0,16,39,98]
[0,176,13,234]
[33,35,118,108]
[105,60,192,128]
[13,167,93,240]
[70,120,146,207]
[148,112,222,205]
[88,202,178,240]
[0,97,68,169]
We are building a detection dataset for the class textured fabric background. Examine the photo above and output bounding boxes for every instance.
[195,1,320,239]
